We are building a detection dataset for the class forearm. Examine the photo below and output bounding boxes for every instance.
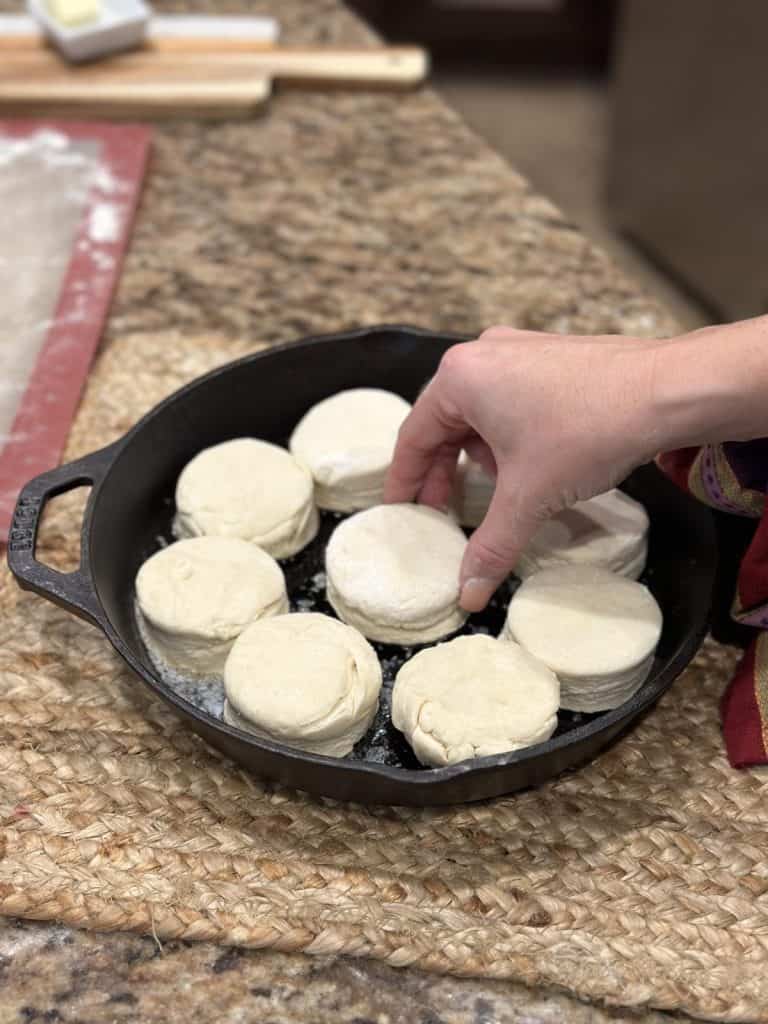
[653,315,768,450]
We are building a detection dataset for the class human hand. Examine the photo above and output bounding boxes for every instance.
[384,326,665,612]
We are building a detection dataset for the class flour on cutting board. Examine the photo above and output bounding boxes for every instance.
[89,202,121,243]
[0,130,129,444]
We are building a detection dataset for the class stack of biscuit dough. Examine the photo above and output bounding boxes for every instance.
[290,388,411,512]
[135,537,288,680]
[223,613,382,757]
[325,503,468,645]
[502,565,662,712]
[173,438,319,559]
[392,634,559,766]
[516,489,649,579]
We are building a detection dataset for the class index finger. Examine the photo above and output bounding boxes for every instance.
[384,374,469,503]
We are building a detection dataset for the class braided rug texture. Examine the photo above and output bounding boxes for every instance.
[0,335,765,1023]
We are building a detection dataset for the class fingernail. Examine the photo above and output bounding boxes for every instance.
[460,577,497,613]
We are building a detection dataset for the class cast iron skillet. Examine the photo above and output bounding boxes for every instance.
[7,325,716,806]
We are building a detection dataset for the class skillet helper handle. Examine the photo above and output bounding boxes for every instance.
[6,444,117,629]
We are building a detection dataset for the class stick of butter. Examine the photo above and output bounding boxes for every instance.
[46,0,100,27]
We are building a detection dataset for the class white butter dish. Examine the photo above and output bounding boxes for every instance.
[26,0,150,62]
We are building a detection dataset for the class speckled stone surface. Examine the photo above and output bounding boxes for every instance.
[0,918,685,1024]
[0,0,690,1020]
[104,1,676,347]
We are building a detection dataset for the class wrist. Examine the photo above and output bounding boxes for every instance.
[649,317,768,451]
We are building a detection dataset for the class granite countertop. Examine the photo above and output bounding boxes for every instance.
[0,918,682,1023]
[0,1,687,1021]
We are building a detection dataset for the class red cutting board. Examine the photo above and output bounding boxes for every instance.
[0,120,150,541]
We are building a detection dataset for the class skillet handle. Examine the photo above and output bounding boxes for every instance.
[6,444,119,629]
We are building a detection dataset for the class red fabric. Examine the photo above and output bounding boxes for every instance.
[659,442,768,767]
[721,641,767,767]
[656,447,699,493]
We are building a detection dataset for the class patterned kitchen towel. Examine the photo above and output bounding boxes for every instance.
[659,440,768,766]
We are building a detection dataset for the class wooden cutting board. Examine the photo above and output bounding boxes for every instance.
[0,44,429,118]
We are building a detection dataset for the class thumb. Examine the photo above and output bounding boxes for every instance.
[459,481,542,612]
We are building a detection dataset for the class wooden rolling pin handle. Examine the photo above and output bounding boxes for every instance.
[267,46,430,85]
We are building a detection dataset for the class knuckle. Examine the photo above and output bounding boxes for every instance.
[477,325,506,342]
[438,342,471,378]
[439,342,486,387]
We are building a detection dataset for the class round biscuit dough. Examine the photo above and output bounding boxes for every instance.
[136,537,289,680]
[325,503,468,644]
[503,564,662,712]
[516,489,649,580]
[223,612,382,758]
[289,388,411,512]
[392,634,559,767]
[173,438,319,559]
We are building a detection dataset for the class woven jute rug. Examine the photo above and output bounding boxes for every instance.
[2,330,768,1024]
